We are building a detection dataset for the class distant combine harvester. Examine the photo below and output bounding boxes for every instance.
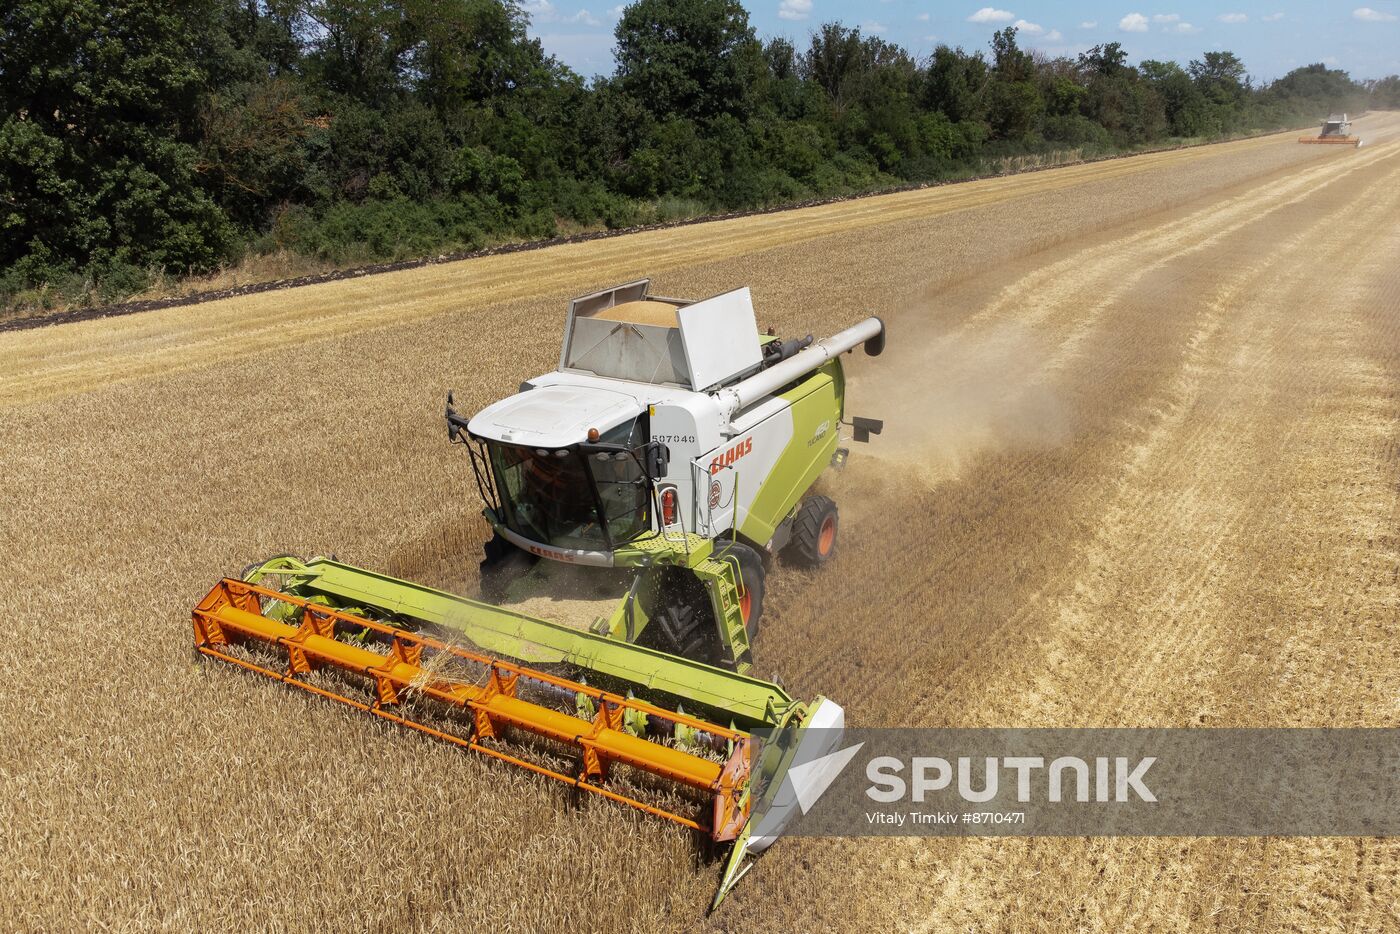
[1299,114,1362,147]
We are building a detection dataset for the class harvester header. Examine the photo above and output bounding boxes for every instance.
[1299,114,1363,147]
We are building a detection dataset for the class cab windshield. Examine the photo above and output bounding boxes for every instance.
[485,420,650,551]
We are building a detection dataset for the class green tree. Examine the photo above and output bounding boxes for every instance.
[1079,42,1129,77]
[302,0,413,108]
[0,0,235,287]
[1140,59,1210,136]
[1189,51,1248,130]
[1074,43,1165,144]
[1372,75,1400,108]
[405,0,549,116]
[613,0,762,122]
[802,23,866,102]
[922,45,988,123]
[985,28,1041,140]
[1264,64,1365,115]
[990,26,1035,82]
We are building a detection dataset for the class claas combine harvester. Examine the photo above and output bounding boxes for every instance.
[1299,113,1363,147]
[193,280,885,906]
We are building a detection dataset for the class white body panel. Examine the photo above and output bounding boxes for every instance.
[467,382,642,448]
[467,367,802,546]
[692,397,794,540]
[677,287,763,391]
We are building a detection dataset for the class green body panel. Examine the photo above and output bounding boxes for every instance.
[696,547,753,665]
[613,529,715,567]
[249,556,793,729]
[737,358,845,546]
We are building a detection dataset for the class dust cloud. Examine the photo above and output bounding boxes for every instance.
[845,320,1072,487]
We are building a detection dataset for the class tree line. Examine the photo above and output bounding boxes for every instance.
[2,0,1393,311]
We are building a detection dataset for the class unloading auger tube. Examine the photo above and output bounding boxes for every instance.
[715,316,885,421]
[191,555,847,909]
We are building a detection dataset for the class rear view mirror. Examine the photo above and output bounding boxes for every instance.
[645,441,670,479]
[445,391,469,443]
[851,416,884,443]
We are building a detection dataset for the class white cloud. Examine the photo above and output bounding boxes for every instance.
[778,0,812,21]
[608,3,624,13]
[968,7,1016,23]
[1262,12,1284,21]
[1013,18,1045,34]
[1043,28,1062,40]
[917,12,931,21]
[523,0,600,26]
[1218,12,1247,23]
[1169,20,1200,33]
[1079,20,1097,28]
[1353,7,1398,21]
[922,33,939,41]
[861,19,888,33]
[1119,12,1149,31]
[535,31,614,72]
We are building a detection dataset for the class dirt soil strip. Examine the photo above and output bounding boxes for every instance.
[1,113,1398,932]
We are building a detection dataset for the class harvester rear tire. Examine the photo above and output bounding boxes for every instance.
[783,495,838,568]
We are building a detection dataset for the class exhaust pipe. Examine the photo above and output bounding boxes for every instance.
[715,316,884,419]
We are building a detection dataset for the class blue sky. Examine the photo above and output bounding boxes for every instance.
[521,1,1400,82]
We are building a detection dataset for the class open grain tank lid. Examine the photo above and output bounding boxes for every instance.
[560,279,763,390]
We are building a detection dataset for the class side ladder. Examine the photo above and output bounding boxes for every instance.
[696,554,752,671]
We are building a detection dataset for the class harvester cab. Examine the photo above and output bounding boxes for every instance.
[193,280,886,908]
[1300,113,1363,147]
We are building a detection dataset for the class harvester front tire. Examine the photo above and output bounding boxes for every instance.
[724,541,766,641]
[784,496,838,568]
[478,533,534,603]
[646,571,720,664]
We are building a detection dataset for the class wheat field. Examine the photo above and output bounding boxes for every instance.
[3,114,1400,932]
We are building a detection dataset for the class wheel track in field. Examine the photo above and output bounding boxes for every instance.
[1032,153,1400,731]
[887,142,1400,731]
[974,134,1399,359]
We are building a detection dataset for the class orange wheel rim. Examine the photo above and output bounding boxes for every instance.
[818,516,836,555]
[739,589,753,625]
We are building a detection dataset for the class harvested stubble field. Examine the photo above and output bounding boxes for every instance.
[4,114,1400,933]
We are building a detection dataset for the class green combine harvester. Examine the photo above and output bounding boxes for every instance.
[192,279,885,905]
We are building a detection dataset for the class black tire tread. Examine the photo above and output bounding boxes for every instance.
[783,495,838,568]
[478,533,532,602]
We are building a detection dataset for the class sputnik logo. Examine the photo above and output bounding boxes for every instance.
[787,741,866,814]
